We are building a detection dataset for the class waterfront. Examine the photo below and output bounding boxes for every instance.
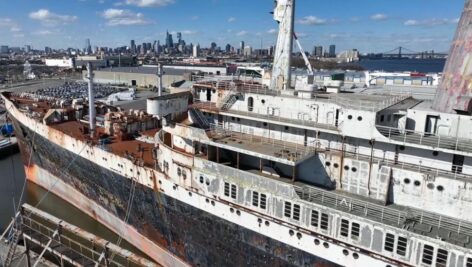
[359,58,446,73]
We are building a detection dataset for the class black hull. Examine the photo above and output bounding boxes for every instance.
[12,117,339,267]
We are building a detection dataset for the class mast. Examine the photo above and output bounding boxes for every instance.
[87,62,96,137]
[157,63,163,96]
[270,0,295,90]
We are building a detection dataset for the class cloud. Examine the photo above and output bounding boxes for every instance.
[32,29,58,35]
[0,18,22,33]
[228,17,236,23]
[404,18,459,26]
[267,28,277,34]
[124,0,174,7]
[102,8,151,26]
[170,30,198,35]
[191,15,199,20]
[370,13,388,21]
[29,9,78,26]
[297,16,327,25]
[236,30,247,36]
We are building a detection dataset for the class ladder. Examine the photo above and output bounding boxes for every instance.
[190,108,210,129]
[3,224,21,267]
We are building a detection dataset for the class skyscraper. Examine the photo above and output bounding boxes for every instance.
[240,41,245,55]
[193,43,200,57]
[313,46,323,57]
[130,40,136,54]
[166,31,174,49]
[177,32,182,44]
[329,44,336,57]
[85,38,92,54]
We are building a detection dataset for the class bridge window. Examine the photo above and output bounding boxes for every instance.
[293,204,300,221]
[252,191,259,207]
[422,244,434,265]
[384,233,395,252]
[397,236,407,256]
[380,115,385,122]
[340,219,349,237]
[351,222,360,240]
[436,249,448,267]
[466,257,472,267]
[320,213,329,230]
[284,202,292,218]
[260,194,267,210]
[224,182,230,197]
[230,184,237,199]
[310,210,319,227]
[248,97,254,112]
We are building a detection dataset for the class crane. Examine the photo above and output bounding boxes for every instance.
[293,32,314,75]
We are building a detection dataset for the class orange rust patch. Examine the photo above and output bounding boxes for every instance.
[24,164,39,183]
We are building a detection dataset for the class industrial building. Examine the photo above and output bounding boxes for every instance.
[84,66,192,88]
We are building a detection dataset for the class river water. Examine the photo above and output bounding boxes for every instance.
[0,153,141,256]
[358,58,446,73]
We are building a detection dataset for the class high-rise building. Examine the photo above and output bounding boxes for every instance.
[313,46,323,57]
[166,31,174,49]
[243,46,252,57]
[85,38,92,54]
[225,44,231,53]
[0,45,9,54]
[44,46,52,54]
[25,45,31,53]
[193,43,200,57]
[130,40,136,54]
[240,41,245,55]
[177,32,182,44]
[329,44,336,57]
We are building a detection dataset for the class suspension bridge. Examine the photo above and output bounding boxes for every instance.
[361,46,448,59]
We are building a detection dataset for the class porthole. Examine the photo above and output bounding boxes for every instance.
[199,176,204,184]
[261,99,266,104]
[236,210,241,216]
[343,249,349,256]
[289,230,295,236]
[296,233,302,239]
[325,162,331,167]
[265,221,270,226]
[205,199,210,203]
[285,126,289,131]
[205,179,210,186]
[263,122,268,127]
[323,242,329,248]
[433,151,439,156]
[158,180,162,185]
[333,163,339,168]
[357,116,363,121]
[230,207,234,213]
[188,192,192,197]
[352,167,357,172]
[437,185,444,192]
[344,165,349,171]
[211,200,215,206]
[353,253,359,259]
[177,168,182,176]
[314,239,320,245]
[399,146,405,151]
[427,183,434,190]
[348,115,353,120]
[404,178,411,184]
[414,180,421,186]
[258,218,263,224]
[212,89,216,93]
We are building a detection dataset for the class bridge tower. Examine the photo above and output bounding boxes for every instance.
[432,0,472,114]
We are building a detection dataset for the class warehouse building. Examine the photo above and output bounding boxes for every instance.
[83,66,192,88]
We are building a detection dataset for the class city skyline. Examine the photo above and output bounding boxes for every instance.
[0,0,465,53]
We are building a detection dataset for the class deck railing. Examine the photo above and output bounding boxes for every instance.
[376,125,472,153]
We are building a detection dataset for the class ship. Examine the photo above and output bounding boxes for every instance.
[3,0,472,266]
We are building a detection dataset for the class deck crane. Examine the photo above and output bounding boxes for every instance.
[293,32,314,75]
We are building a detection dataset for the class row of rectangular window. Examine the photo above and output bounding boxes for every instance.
[340,219,360,240]
[422,244,448,267]
[384,233,407,257]
[224,182,237,200]
[252,191,267,210]
[284,201,300,221]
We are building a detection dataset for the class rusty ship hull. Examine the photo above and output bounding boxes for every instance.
[11,115,339,267]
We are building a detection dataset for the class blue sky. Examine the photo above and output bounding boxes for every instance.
[0,0,464,53]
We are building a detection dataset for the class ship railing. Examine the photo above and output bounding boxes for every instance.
[292,184,472,236]
[204,156,472,237]
[325,93,411,112]
[376,125,472,153]
[340,149,471,181]
[208,123,319,162]
[193,100,339,131]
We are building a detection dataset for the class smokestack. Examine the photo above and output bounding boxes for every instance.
[432,0,472,114]
[87,62,96,137]
[270,0,295,90]
[157,63,163,96]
